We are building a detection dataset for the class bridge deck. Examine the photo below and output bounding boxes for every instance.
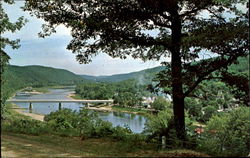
[6,99,113,103]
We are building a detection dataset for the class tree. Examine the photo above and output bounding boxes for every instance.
[151,96,171,111]
[0,0,27,115]
[198,107,250,157]
[23,0,249,143]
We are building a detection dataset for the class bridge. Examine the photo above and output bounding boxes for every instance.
[6,99,114,110]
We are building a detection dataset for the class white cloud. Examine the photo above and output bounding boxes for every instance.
[55,24,71,36]
[3,1,166,76]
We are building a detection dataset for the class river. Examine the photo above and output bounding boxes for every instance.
[12,87,147,133]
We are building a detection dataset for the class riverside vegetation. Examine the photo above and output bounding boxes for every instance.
[2,103,249,157]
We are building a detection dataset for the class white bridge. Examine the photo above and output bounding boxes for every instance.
[6,99,114,110]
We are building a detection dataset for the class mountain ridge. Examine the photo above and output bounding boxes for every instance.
[79,66,165,82]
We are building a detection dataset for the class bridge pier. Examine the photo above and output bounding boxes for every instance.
[29,102,33,110]
[29,102,33,113]
[59,102,62,110]
[86,103,89,108]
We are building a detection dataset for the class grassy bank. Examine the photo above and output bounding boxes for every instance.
[70,93,82,100]
[1,132,210,157]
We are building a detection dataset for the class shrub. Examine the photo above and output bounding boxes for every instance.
[3,119,49,135]
[111,126,132,141]
[3,108,139,142]
[44,108,78,128]
[198,107,250,157]
[144,109,197,148]
[203,105,217,122]
[151,96,171,111]
[91,120,114,138]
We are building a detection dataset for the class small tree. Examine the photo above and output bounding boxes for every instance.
[151,96,171,111]
[24,0,249,142]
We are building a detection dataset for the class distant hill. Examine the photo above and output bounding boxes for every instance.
[3,65,88,94]
[80,55,249,83]
[80,66,165,83]
[3,55,247,93]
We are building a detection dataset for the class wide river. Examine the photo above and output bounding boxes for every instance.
[12,87,147,133]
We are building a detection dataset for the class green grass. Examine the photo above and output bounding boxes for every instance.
[70,94,82,100]
[1,132,210,157]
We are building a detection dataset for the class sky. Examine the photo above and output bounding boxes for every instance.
[3,1,247,76]
[2,1,167,76]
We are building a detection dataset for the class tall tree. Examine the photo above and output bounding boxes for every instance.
[0,0,27,115]
[24,0,249,142]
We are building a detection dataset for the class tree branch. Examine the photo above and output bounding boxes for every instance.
[184,49,245,97]
[150,17,171,28]
[106,29,171,49]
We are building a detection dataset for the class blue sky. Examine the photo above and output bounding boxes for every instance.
[3,1,166,76]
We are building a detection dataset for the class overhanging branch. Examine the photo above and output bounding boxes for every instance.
[184,48,245,97]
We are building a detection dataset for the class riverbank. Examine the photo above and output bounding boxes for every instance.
[67,93,82,100]
[14,108,45,122]
[18,85,75,95]
[33,85,74,93]
[9,104,45,122]
[68,93,152,116]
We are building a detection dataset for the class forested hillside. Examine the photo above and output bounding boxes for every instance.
[80,56,249,83]
[80,66,164,83]
[2,65,87,98]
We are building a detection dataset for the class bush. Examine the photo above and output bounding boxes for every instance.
[203,105,217,122]
[111,126,132,141]
[3,108,140,142]
[151,96,171,111]
[144,109,198,148]
[91,120,114,138]
[44,108,78,128]
[198,107,250,157]
[3,118,49,135]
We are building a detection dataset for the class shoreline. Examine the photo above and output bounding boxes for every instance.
[12,105,45,122]
[67,93,78,100]
[86,106,114,112]
[67,93,147,115]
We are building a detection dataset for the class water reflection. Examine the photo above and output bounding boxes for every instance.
[12,88,147,133]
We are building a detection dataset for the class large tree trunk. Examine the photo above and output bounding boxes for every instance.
[170,6,186,142]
